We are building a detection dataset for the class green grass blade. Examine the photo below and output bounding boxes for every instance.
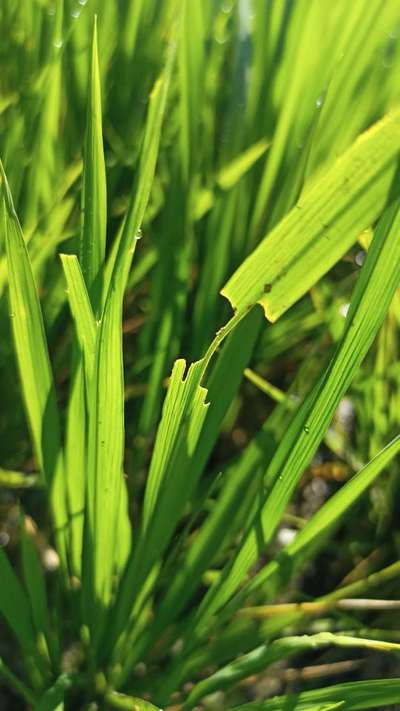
[111,359,209,652]
[80,16,107,315]
[229,678,400,711]
[184,633,400,708]
[61,254,97,378]
[222,110,400,322]
[1,159,68,565]
[82,46,174,644]
[64,354,86,579]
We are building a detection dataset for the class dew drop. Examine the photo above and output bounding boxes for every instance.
[53,38,63,49]
[135,228,142,240]
[355,250,365,267]
[304,424,310,434]
[316,95,323,109]
[71,8,81,18]
[78,0,87,5]
[0,532,10,547]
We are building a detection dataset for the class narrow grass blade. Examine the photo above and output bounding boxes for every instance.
[80,16,107,315]
[229,678,400,711]
[112,358,209,653]
[65,355,86,579]
[61,254,97,379]
[178,0,204,182]
[184,633,400,708]
[1,159,68,564]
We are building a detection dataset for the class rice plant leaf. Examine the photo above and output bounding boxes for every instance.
[60,254,97,379]
[80,16,107,315]
[132,310,263,662]
[229,678,400,711]
[184,633,400,707]
[83,43,174,642]
[179,0,205,181]
[222,109,400,322]
[1,159,68,564]
[0,547,36,653]
[189,198,400,640]
[103,38,175,300]
[112,358,209,651]
[65,353,86,578]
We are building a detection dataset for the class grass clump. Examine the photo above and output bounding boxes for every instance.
[1,1,400,709]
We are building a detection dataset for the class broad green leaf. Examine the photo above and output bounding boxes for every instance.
[222,109,400,322]
[1,160,68,565]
